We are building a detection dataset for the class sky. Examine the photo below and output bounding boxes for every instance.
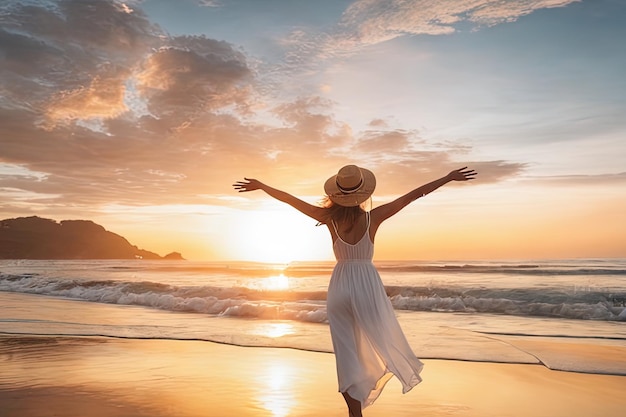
[1,0,625,262]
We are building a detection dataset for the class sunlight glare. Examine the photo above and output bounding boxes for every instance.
[256,361,296,417]
[227,206,330,263]
[244,273,291,292]
[250,322,295,338]
[264,274,290,291]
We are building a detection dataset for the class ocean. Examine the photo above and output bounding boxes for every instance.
[1,258,625,376]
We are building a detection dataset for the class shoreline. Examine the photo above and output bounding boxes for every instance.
[3,329,625,377]
[2,334,626,417]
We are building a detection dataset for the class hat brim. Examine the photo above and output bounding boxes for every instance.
[324,167,376,207]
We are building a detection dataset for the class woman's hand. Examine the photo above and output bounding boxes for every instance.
[232,178,264,192]
[447,167,477,181]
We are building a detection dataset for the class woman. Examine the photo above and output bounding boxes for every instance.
[233,165,476,417]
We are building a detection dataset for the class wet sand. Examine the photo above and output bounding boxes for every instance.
[1,334,625,417]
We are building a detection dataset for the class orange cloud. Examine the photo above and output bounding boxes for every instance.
[0,0,535,223]
[45,69,130,127]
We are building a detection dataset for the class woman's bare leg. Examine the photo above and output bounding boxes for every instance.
[342,392,362,417]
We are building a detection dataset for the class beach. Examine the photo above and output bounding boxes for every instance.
[2,334,626,417]
[1,259,625,416]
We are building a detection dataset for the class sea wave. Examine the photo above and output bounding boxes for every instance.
[370,262,626,276]
[1,273,625,322]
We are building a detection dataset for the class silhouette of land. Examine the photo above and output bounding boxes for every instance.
[0,216,183,260]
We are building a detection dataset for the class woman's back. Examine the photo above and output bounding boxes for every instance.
[330,211,369,243]
[331,212,374,261]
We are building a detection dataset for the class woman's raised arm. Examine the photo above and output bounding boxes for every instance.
[371,167,476,227]
[233,178,327,223]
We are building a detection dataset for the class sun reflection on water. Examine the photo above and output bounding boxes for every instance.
[264,274,290,290]
[255,359,297,417]
[250,322,295,338]
[246,273,291,291]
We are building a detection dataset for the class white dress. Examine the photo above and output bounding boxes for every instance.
[327,212,423,408]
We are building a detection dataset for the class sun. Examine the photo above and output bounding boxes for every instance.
[227,205,331,263]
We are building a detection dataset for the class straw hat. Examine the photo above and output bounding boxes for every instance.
[324,165,376,207]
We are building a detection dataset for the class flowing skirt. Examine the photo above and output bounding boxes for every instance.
[327,260,423,408]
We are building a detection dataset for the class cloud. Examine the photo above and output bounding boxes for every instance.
[348,151,526,193]
[136,36,252,119]
[0,0,528,215]
[525,172,626,186]
[259,0,582,104]
[356,129,412,153]
[198,0,221,7]
[0,0,159,124]
[0,1,254,131]
[336,0,581,47]
[45,65,131,125]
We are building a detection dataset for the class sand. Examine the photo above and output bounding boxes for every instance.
[1,334,625,417]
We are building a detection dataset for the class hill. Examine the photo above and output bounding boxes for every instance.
[0,216,184,260]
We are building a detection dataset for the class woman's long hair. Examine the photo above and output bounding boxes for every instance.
[319,196,369,233]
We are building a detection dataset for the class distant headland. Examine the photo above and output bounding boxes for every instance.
[0,216,184,260]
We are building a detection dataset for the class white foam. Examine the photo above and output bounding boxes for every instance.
[1,272,624,324]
